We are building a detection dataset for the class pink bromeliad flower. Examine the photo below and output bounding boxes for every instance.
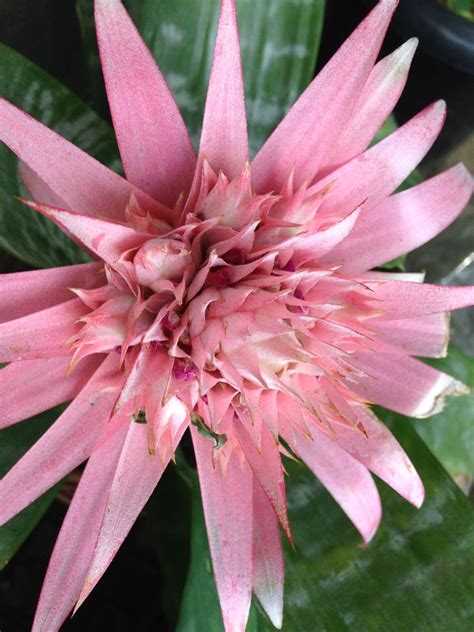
[0,0,473,629]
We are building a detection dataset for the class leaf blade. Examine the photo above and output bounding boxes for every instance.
[0,408,62,570]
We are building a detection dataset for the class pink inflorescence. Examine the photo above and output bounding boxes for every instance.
[0,1,472,631]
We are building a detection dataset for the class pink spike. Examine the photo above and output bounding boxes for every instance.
[290,425,382,543]
[236,418,291,541]
[199,0,248,178]
[364,279,474,318]
[0,298,89,362]
[0,97,157,220]
[348,351,469,418]
[95,0,195,206]
[369,313,450,358]
[76,397,188,608]
[21,200,150,265]
[206,384,237,431]
[252,0,398,192]
[192,426,253,632]
[253,480,284,629]
[114,344,172,412]
[312,100,446,220]
[325,38,418,172]
[290,208,361,264]
[323,164,473,273]
[18,160,68,208]
[327,406,425,508]
[0,354,103,429]
[0,262,103,324]
[32,416,129,632]
[0,354,124,527]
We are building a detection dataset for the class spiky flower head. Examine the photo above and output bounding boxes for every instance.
[0,1,472,630]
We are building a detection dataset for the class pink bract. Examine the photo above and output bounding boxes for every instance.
[0,1,473,630]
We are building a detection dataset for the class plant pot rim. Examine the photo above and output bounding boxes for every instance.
[391,0,474,74]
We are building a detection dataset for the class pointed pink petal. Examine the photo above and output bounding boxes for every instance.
[235,418,291,540]
[364,280,474,318]
[76,398,188,605]
[18,160,68,208]
[0,354,124,527]
[192,426,253,632]
[291,209,360,264]
[32,417,129,632]
[95,0,195,206]
[325,38,418,171]
[323,164,473,273]
[289,426,382,542]
[114,344,172,413]
[328,407,424,508]
[348,351,469,418]
[0,262,103,323]
[252,0,398,192]
[252,480,284,629]
[0,355,103,429]
[369,312,450,358]
[0,97,146,220]
[0,298,88,362]
[22,200,149,265]
[199,0,248,178]
[313,100,446,220]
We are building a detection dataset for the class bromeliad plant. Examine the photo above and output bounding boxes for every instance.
[0,0,473,630]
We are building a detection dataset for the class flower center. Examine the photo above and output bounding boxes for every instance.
[68,164,377,405]
[133,237,194,291]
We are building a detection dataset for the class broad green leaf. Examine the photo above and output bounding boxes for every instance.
[236,0,325,156]
[440,0,474,21]
[178,417,474,631]
[0,408,62,569]
[146,457,192,628]
[175,478,224,632]
[414,347,474,488]
[139,0,325,154]
[76,0,109,118]
[123,0,144,23]
[378,254,406,271]
[282,417,474,631]
[380,346,474,491]
[0,41,120,268]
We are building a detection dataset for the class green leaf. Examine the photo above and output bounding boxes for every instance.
[0,41,120,268]
[123,0,144,23]
[139,0,325,154]
[146,458,192,628]
[378,254,406,271]
[413,347,474,488]
[379,347,474,491]
[178,417,474,631]
[282,417,474,631]
[236,0,325,156]
[440,0,474,22]
[0,408,62,569]
[76,0,108,117]
[175,477,224,632]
